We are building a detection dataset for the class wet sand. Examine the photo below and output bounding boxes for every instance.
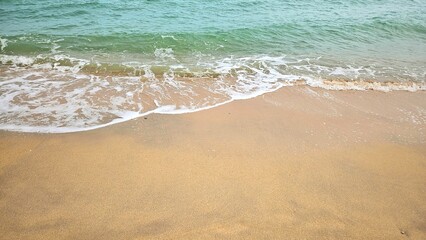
[0,86,425,239]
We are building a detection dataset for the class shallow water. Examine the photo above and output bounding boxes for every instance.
[1,0,425,132]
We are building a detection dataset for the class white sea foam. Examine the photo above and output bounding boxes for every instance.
[0,54,425,133]
[161,35,178,40]
[0,37,8,52]
[154,48,175,60]
[0,54,35,66]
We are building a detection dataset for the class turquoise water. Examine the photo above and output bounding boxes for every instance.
[1,0,426,132]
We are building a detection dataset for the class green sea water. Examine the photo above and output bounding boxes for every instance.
[0,0,426,132]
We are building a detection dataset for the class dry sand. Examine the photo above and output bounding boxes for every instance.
[0,86,425,239]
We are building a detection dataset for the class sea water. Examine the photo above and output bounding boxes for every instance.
[0,0,425,132]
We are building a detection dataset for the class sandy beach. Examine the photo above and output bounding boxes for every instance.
[0,86,425,239]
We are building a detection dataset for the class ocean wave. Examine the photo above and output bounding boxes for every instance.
[1,53,425,133]
[1,12,425,56]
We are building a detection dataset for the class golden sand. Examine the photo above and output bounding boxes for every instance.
[0,86,425,239]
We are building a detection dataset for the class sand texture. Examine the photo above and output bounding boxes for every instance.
[0,86,425,239]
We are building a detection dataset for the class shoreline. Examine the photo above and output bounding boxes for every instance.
[0,86,425,239]
[1,79,426,134]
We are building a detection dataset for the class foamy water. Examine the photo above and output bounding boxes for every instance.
[1,0,425,133]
